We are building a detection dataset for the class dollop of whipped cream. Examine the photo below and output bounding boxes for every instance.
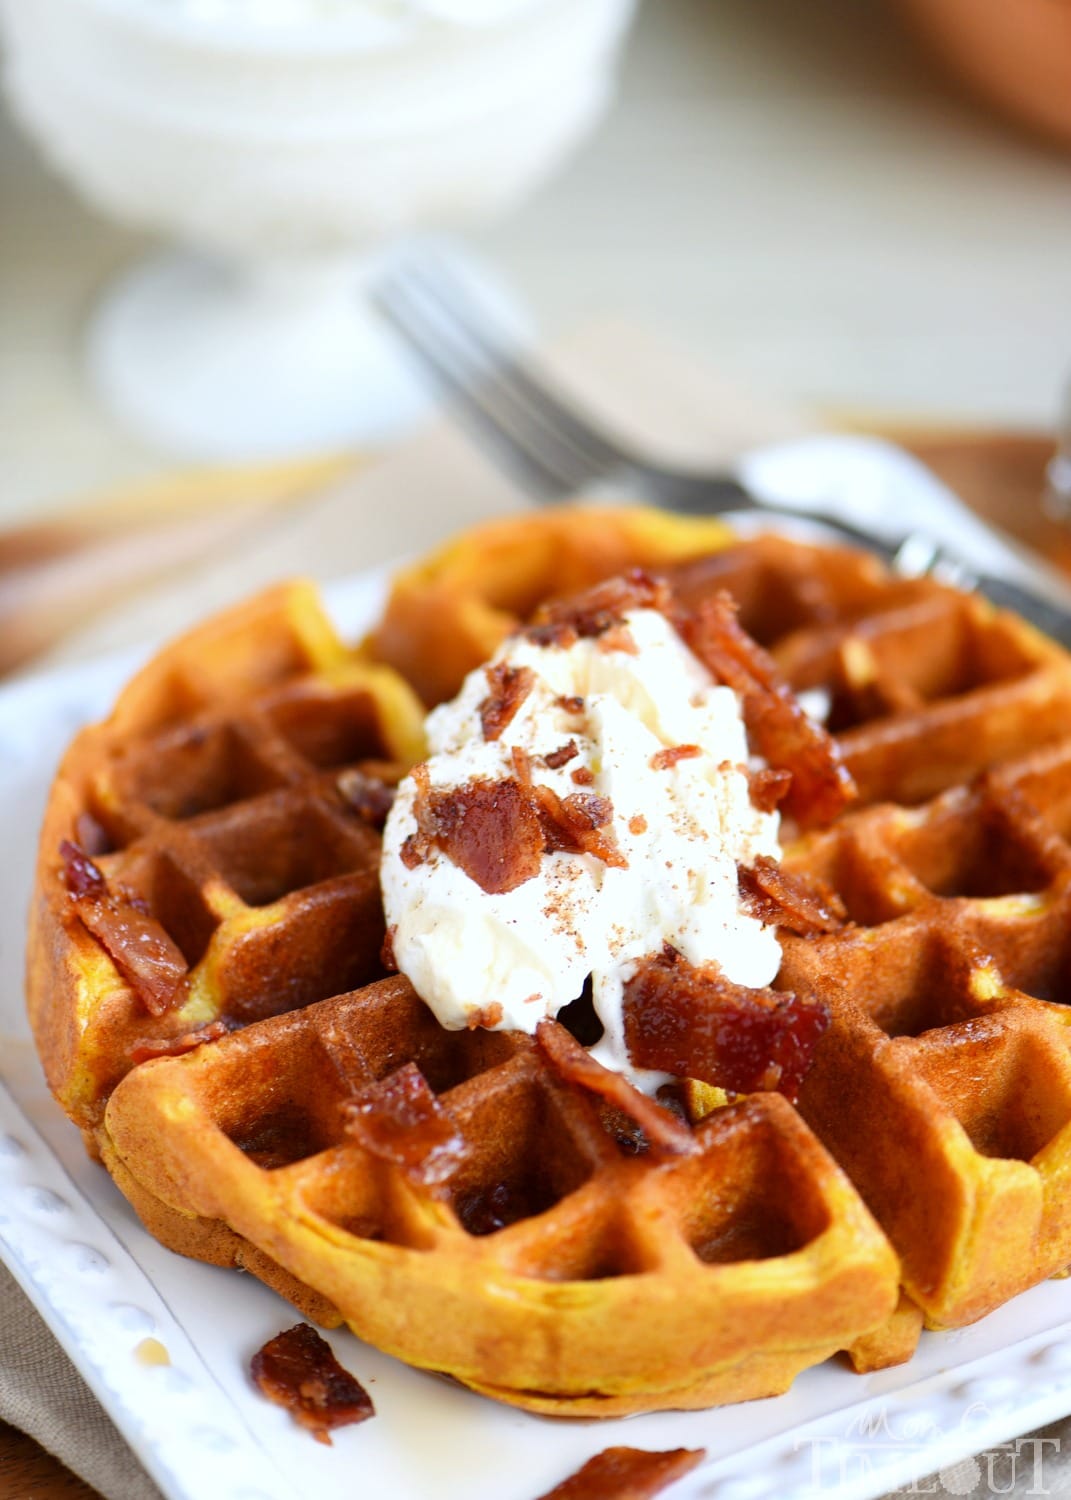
[380,607,783,1087]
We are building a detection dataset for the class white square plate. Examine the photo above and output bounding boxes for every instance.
[6,450,1071,1500]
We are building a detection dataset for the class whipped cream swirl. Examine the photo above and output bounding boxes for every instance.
[380,607,783,1088]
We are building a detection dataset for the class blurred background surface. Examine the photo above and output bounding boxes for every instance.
[5,4,1071,1496]
[3,0,1071,528]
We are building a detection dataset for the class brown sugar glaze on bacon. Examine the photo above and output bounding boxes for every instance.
[747,766,792,814]
[343,1061,464,1185]
[680,590,856,829]
[543,739,579,770]
[524,569,853,830]
[535,1445,706,1500]
[400,766,545,893]
[59,840,188,1016]
[623,948,830,1102]
[738,854,847,937]
[535,788,625,868]
[250,1323,374,1444]
[400,749,627,893]
[536,1020,695,1156]
[479,662,535,741]
[525,570,674,650]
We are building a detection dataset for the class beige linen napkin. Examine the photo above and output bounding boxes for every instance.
[0,1261,163,1500]
[6,325,1070,1500]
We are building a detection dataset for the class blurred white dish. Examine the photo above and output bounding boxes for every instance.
[0,0,637,456]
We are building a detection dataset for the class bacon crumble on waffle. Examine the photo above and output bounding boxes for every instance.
[27,509,1071,1415]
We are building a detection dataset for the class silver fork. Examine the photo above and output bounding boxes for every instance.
[374,245,1071,643]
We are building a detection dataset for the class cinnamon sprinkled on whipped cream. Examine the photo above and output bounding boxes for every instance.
[380,605,784,1089]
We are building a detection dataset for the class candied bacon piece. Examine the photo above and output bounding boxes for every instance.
[337,766,396,829]
[535,1020,695,1156]
[543,739,580,770]
[532,786,628,870]
[59,839,106,899]
[738,855,847,936]
[510,743,534,785]
[416,775,545,894]
[342,1061,464,1185]
[73,897,188,1016]
[59,840,188,1016]
[250,1323,374,1445]
[747,766,792,814]
[129,1020,229,1064]
[404,756,626,891]
[682,592,856,829]
[399,838,421,870]
[623,950,830,1103]
[466,1001,504,1030]
[571,767,595,786]
[527,571,674,646]
[649,744,701,771]
[535,1445,706,1500]
[480,662,535,741]
[596,620,640,655]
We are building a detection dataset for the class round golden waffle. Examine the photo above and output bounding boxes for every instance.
[27,507,1071,1415]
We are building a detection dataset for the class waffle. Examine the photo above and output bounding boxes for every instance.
[27,507,1071,1417]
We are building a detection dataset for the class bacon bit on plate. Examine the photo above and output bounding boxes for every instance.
[649,744,702,771]
[682,591,856,829]
[250,1323,374,1445]
[747,766,792,814]
[480,662,536,742]
[557,695,586,714]
[337,767,396,829]
[534,1445,706,1500]
[129,1020,229,1064]
[543,739,580,770]
[738,855,847,936]
[535,1020,695,1156]
[59,840,188,1017]
[629,814,648,835]
[571,766,595,786]
[623,949,830,1102]
[342,1061,464,1185]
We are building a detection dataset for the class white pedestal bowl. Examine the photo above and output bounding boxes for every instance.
[1,0,637,457]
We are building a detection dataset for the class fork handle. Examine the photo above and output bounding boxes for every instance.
[963,572,1071,647]
[644,473,1071,647]
[847,527,1071,646]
